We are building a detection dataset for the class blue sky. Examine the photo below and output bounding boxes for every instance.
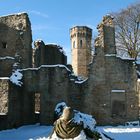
[0,0,139,63]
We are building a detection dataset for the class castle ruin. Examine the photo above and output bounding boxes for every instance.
[0,13,140,130]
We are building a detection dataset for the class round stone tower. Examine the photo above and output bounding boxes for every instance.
[70,26,92,79]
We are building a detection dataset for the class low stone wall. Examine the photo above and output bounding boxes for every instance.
[3,65,86,128]
[34,41,67,68]
[21,65,86,125]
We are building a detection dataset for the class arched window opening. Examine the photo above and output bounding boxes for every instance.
[80,40,82,48]
[2,42,7,49]
[35,93,40,113]
[73,41,75,48]
[0,79,8,114]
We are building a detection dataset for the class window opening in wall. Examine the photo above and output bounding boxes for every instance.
[73,41,75,48]
[0,81,8,115]
[35,93,40,113]
[111,100,125,118]
[80,40,82,48]
[2,42,7,49]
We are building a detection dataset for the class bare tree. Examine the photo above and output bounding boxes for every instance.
[113,2,140,59]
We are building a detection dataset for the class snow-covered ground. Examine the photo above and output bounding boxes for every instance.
[0,124,140,140]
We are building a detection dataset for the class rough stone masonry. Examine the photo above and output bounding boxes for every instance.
[0,13,140,130]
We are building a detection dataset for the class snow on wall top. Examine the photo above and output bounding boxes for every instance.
[9,65,87,86]
[34,39,43,43]
[105,54,135,60]
[22,65,88,85]
[0,12,27,18]
[9,65,71,86]
[75,78,88,84]
[73,110,96,130]
[0,56,15,60]
[22,64,71,72]
[111,90,125,93]
[0,77,9,80]
[10,69,23,87]
[55,102,67,117]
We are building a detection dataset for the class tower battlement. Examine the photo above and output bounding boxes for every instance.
[70,26,92,39]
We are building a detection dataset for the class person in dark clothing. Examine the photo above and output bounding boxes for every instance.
[54,107,83,139]
[49,106,102,139]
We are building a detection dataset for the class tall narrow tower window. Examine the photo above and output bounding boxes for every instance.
[73,41,75,48]
[80,40,82,48]
[2,42,7,49]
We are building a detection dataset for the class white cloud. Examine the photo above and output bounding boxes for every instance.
[32,24,49,31]
[29,10,49,18]
[32,24,63,32]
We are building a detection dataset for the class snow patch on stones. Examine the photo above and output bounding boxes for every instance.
[0,56,15,60]
[10,69,23,86]
[73,111,96,130]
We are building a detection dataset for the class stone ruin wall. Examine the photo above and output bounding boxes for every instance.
[33,40,67,68]
[84,15,139,125]
[6,66,86,129]
[0,13,140,130]
[22,66,85,125]
[0,58,15,77]
[89,56,139,125]
[0,13,32,77]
